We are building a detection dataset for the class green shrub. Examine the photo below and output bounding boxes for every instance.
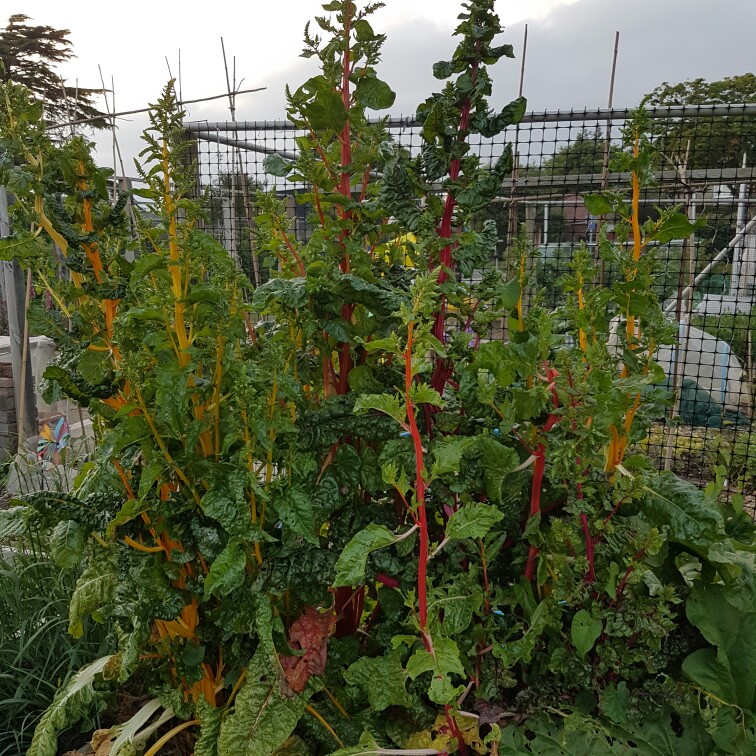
[0,534,115,755]
[0,2,754,754]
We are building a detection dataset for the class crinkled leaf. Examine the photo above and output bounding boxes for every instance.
[27,656,116,756]
[204,540,246,598]
[333,524,401,587]
[253,277,308,312]
[493,599,559,668]
[471,96,527,137]
[50,519,87,570]
[302,88,348,133]
[273,487,318,546]
[218,651,313,756]
[69,556,117,638]
[406,636,465,705]
[353,18,376,41]
[432,60,458,79]
[410,383,443,407]
[0,505,30,542]
[445,502,503,541]
[200,471,268,541]
[343,650,412,711]
[642,473,724,554]
[706,539,756,611]
[335,274,403,315]
[333,444,362,491]
[431,436,475,477]
[472,436,519,504]
[193,698,222,756]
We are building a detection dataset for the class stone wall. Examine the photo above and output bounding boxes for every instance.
[0,362,16,457]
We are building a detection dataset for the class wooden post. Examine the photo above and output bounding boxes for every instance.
[523,203,537,317]
[506,24,528,273]
[664,190,696,471]
[0,186,38,449]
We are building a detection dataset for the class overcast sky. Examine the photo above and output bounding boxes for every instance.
[12,0,756,170]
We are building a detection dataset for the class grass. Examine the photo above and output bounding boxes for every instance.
[0,533,115,755]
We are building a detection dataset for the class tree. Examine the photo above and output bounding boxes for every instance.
[646,74,756,171]
[542,127,617,179]
[0,14,105,126]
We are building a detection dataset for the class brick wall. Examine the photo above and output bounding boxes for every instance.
[0,362,17,456]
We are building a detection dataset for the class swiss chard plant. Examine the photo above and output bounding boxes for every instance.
[0,1,754,755]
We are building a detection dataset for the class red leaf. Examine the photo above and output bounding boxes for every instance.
[280,606,335,693]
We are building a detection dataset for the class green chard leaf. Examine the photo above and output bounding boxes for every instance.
[68,554,117,638]
[217,651,314,756]
[642,473,725,553]
[50,519,88,570]
[332,524,404,587]
[27,656,118,756]
[343,650,412,711]
[570,609,603,658]
[204,540,247,598]
[406,636,466,705]
[445,502,503,541]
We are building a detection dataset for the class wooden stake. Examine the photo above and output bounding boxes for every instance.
[597,31,620,284]
[16,266,34,454]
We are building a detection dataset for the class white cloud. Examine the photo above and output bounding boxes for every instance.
[11,0,752,169]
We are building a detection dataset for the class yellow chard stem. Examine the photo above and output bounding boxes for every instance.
[143,720,200,756]
[261,373,279,529]
[159,139,215,460]
[612,130,648,469]
[517,249,526,331]
[305,704,344,748]
[135,386,201,505]
[577,273,588,353]
[36,269,71,318]
[162,139,189,365]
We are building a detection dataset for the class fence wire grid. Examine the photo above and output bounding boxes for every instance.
[185,103,756,502]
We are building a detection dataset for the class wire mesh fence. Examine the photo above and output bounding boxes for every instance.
[184,103,756,500]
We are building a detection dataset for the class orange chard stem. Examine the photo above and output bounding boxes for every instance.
[273,222,306,276]
[124,535,166,554]
[113,458,136,499]
[212,333,224,457]
[631,133,642,263]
